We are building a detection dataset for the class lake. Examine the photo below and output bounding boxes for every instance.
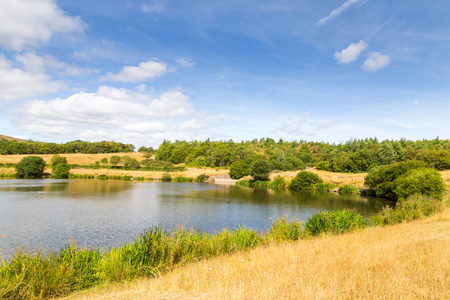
[0,179,388,259]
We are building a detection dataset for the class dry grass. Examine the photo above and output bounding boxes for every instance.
[62,208,450,300]
[0,153,145,165]
[272,169,367,187]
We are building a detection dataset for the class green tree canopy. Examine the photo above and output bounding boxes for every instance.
[15,156,46,178]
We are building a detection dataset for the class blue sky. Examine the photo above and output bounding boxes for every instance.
[0,0,449,147]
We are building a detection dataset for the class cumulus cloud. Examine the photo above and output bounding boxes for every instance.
[316,0,362,26]
[0,55,64,102]
[141,1,164,13]
[334,40,368,64]
[362,52,391,71]
[175,57,196,67]
[15,86,214,146]
[102,60,168,82]
[0,0,85,51]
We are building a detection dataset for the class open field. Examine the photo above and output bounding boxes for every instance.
[1,153,449,188]
[62,207,450,300]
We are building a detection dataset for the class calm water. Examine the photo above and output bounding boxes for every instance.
[0,179,387,258]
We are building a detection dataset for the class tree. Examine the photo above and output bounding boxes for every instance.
[50,154,67,167]
[110,155,121,167]
[393,168,446,200]
[250,160,271,181]
[52,163,70,179]
[15,156,46,178]
[289,171,323,192]
[100,158,108,165]
[229,161,249,179]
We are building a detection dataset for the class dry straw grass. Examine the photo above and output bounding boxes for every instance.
[62,208,450,300]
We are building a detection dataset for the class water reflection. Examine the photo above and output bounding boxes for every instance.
[0,179,388,259]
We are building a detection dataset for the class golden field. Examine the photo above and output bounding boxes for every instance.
[62,207,450,300]
[1,153,449,188]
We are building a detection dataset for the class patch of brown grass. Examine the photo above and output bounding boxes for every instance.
[0,153,145,165]
[62,209,450,300]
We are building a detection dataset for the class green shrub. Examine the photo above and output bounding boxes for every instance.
[250,160,271,181]
[121,176,133,181]
[305,210,367,235]
[174,176,194,182]
[50,155,67,167]
[229,161,249,179]
[161,173,172,182]
[338,185,360,195]
[312,183,337,192]
[135,177,145,181]
[370,195,444,226]
[52,163,71,179]
[364,161,426,199]
[270,175,287,190]
[393,168,446,200]
[97,174,106,180]
[289,171,323,192]
[15,156,46,178]
[196,174,209,183]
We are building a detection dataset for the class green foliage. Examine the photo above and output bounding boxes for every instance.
[270,175,287,190]
[289,171,323,192]
[311,183,337,192]
[100,158,108,165]
[124,158,140,170]
[338,185,360,195]
[174,176,194,182]
[196,174,209,183]
[229,160,249,179]
[305,210,367,235]
[267,216,304,241]
[364,161,426,199]
[50,155,67,167]
[109,155,121,167]
[0,139,134,155]
[250,160,271,181]
[161,173,172,182]
[370,195,444,226]
[15,156,46,178]
[68,174,94,179]
[52,163,71,179]
[393,168,446,200]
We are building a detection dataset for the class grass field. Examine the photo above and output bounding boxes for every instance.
[1,153,449,189]
[62,207,450,300]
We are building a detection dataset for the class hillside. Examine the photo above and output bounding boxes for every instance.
[0,135,27,142]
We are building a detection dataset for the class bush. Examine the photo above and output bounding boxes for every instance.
[161,173,172,182]
[174,176,194,182]
[312,183,337,192]
[364,161,426,199]
[267,216,304,241]
[338,185,360,195]
[250,160,271,181]
[393,168,446,200]
[52,163,71,179]
[15,156,46,178]
[305,210,367,235]
[289,171,323,192]
[196,174,209,183]
[370,195,444,226]
[50,155,67,167]
[270,175,287,190]
[229,161,249,179]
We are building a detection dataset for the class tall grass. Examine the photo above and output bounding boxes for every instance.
[338,184,360,195]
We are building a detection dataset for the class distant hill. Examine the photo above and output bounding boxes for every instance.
[0,135,27,142]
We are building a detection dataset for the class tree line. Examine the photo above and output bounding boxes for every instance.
[154,137,450,174]
[0,139,135,155]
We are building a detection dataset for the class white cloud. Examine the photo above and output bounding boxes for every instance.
[316,0,362,26]
[102,60,168,82]
[362,52,391,71]
[141,1,164,13]
[0,0,85,51]
[274,116,335,135]
[175,57,196,67]
[15,86,214,146]
[334,40,368,64]
[0,55,64,102]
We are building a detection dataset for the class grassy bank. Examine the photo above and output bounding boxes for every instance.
[1,194,447,299]
[63,207,450,300]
